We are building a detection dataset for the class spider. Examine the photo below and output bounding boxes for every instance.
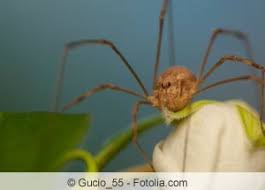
[53,0,265,168]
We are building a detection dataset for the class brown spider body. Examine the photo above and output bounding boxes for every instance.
[148,66,198,112]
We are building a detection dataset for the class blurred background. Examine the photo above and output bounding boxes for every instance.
[0,0,265,171]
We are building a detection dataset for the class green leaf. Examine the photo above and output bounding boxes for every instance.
[162,100,218,124]
[234,100,265,147]
[0,112,90,171]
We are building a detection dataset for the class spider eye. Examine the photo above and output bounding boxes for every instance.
[162,82,171,88]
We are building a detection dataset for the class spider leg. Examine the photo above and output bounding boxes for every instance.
[259,72,265,133]
[167,0,176,67]
[131,100,154,170]
[197,75,264,94]
[200,55,265,84]
[195,75,265,135]
[199,28,254,80]
[53,39,148,111]
[153,0,170,88]
[63,83,146,111]
[200,56,265,127]
[198,28,263,129]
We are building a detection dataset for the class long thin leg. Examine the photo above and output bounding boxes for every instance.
[259,71,265,133]
[53,39,148,112]
[200,56,265,129]
[200,55,265,84]
[131,100,154,169]
[167,0,176,67]
[63,83,146,111]
[195,75,265,135]
[198,28,263,130]
[199,28,254,80]
[153,0,170,88]
[197,75,264,94]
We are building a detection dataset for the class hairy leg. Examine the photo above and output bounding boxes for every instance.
[259,72,265,132]
[198,29,262,129]
[200,55,265,84]
[153,0,170,88]
[199,28,254,79]
[53,39,148,111]
[131,100,154,169]
[167,0,176,67]
[200,56,265,127]
[195,75,265,135]
[63,83,146,111]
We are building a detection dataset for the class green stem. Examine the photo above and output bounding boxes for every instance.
[57,149,98,172]
[94,115,164,170]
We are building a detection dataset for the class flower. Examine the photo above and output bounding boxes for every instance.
[153,101,265,172]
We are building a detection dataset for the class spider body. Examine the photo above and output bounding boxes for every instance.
[149,66,198,112]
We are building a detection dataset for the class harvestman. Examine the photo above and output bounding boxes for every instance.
[53,0,265,167]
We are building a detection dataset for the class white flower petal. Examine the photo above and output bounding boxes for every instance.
[153,102,265,172]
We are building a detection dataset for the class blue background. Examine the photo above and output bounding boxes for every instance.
[1,0,265,170]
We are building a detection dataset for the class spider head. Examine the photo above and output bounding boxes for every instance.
[149,66,198,112]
